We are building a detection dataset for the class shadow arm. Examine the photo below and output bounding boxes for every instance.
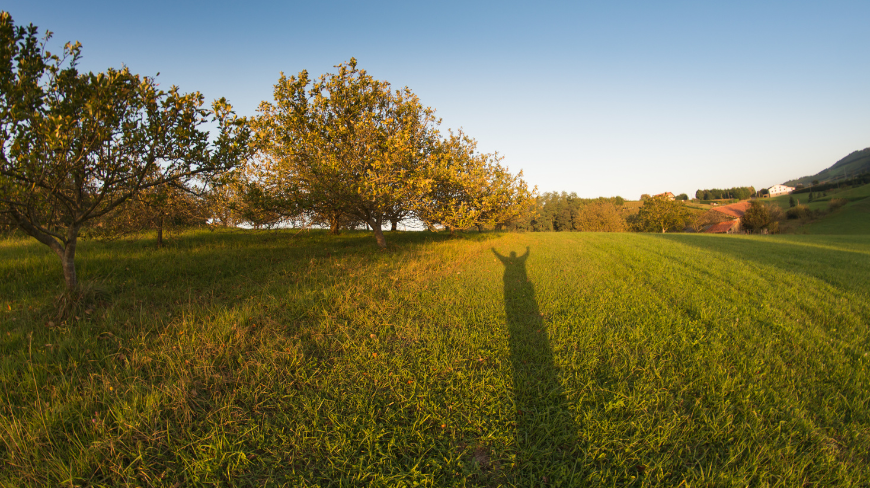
[491,247,508,264]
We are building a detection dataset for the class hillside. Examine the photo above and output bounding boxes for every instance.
[764,182,870,234]
[2,230,869,486]
[784,147,870,186]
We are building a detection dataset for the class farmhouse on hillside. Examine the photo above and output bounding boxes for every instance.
[767,184,795,197]
[700,200,752,234]
[655,192,675,201]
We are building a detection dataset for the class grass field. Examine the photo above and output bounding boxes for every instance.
[2,229,869,486]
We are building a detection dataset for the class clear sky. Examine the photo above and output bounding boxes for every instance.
[6,1,869,199]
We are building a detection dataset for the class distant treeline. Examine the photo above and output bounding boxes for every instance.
[694,187,755,200]
[791,173,870,194]
[516,192,627,232]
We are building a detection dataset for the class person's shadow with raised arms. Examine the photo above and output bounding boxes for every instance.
[492,247,579,482]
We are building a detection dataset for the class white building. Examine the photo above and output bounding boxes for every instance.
[768,184,795,197]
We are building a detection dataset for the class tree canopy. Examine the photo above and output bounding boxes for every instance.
[634,195,690,233]
[254,59,533,245]
[0,12,250,290]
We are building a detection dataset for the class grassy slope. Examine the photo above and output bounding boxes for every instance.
[764,184,870,234]
[2,230,869,486]
[801,196,870,235]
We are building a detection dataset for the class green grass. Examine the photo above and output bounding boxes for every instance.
[2,229,869,486]
[800,196,870,235]
[767,183,870,211]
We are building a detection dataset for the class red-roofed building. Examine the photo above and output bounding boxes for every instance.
[701,200,752,234]
[705,220,741,234]
[655,192,675,201]
[710,201,751,219]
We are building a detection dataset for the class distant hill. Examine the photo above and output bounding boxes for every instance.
[784,148,870,187]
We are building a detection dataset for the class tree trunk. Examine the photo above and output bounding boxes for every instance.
[329,215,341,235]
[61,239,78,291]
[10,209,79,291]
[369,216,387,248]
[156,212,164,247]
[390,220,397,231]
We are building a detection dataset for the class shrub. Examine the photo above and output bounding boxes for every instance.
[787,205,812,220]
[767,204,785,222]
[829,198,848,211]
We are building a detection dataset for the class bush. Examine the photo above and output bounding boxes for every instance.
[767,204,785,222]
[787,205,812,220]
[828,198,848,210]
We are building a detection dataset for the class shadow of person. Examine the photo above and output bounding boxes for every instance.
[492,247,579,482]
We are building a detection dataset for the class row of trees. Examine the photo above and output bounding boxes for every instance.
[0,14,534,292]
[519,192,627,232]
[508,192,695,234]
[694,186,755,200]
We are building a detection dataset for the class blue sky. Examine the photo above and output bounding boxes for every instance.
[7,1,869,199]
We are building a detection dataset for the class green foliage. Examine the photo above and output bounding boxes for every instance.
[741,200,778,233]
[787,205,812,220]
[571,201,627,232]
[695,186,755,200]
[0,12,249,289]
[634,195,690,233]
[526,192,628,232]
[789,195,796,207]
[2,230,869,485]
[254,59,532,244]
[829,198,847,210]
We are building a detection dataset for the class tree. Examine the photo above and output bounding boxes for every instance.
[676,193,688,201]
[634,195,689,233]
[640,193,651,201]
[255,59,437,248]
[88,180,209,246]
[413,130,533,233]
[0,13,250,291]
[789,196,796,207]
[741,200,773,233]
[572,201,626,232]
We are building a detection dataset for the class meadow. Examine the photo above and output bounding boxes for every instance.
[1,229,869,487]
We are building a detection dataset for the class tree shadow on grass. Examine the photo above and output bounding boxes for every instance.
[492,246,581,484]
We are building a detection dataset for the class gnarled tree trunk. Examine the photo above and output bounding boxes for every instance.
[10,209,81,291]
[367,215,387,248]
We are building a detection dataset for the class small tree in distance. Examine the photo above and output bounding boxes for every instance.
[634,195,689,233]
[741,200,781,233]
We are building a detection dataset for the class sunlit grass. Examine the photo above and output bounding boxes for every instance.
[1,229,869,486]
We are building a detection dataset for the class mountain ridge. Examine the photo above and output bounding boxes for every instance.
[784,148,870,186]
